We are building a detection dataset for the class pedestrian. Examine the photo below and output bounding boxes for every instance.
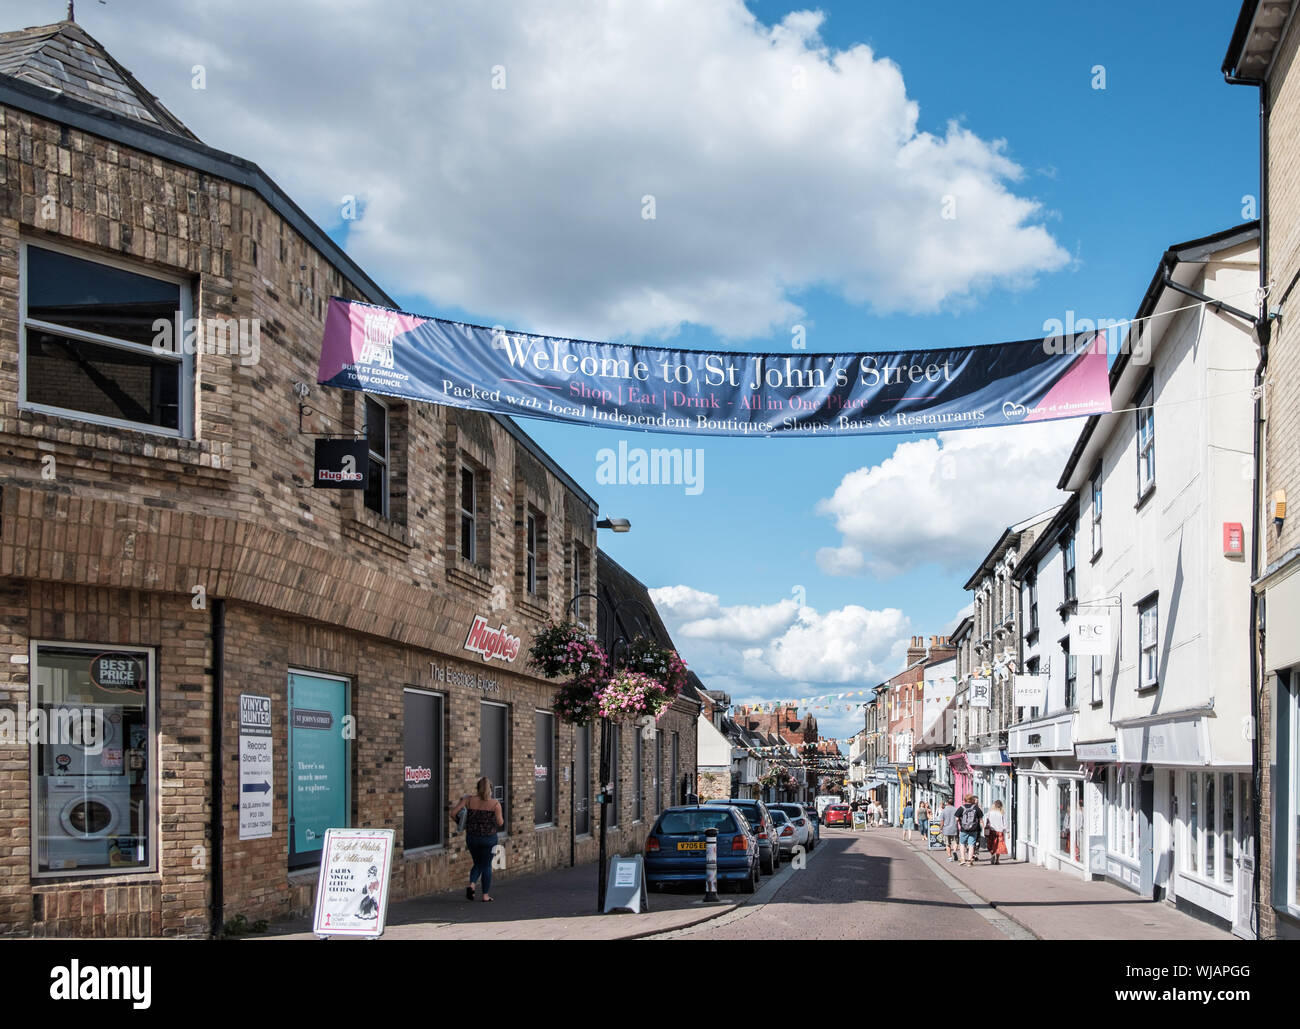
[956,793,984,867]
[984,799,1009,865]
[940,798,959,861]
[917,800,931,847]
[902,799,915,840]
[450,776,504,902]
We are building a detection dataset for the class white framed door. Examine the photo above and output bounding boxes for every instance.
[1233,772,1255,939]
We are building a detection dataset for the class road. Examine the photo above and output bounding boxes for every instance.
[655,827,1020,940]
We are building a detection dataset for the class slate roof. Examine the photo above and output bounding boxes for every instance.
[0,20,197,140]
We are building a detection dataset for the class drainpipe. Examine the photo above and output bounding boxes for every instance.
[1224,58,1268,938]
[210,598,226,937]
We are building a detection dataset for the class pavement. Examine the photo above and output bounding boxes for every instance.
[256,843,821,941]
[896,829,1238,941]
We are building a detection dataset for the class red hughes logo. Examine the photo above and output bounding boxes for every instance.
[463,616,521,663]
[404,765,432,784]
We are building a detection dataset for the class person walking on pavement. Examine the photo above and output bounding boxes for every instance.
[902,800,916,841]
[956,793,984,867]
[940,799,959,861]
[917,800,931,847]
[451,777,504,902]
[984,799,1009,865]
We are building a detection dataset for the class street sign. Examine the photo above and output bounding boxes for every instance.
[1070,615,1110,656]
[312,828,395,938]
[238,693,273,841]
[603,854,649,913]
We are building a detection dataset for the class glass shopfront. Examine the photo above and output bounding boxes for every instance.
[32,642,155,877]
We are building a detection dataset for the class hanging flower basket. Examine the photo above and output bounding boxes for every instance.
[553,678,602,725]
[528,621,610,681]
[596,670,672,722]
[624,636,689,697]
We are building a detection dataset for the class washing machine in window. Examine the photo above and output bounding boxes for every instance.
[42,706,133,871]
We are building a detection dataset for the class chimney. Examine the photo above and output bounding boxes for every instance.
[906,635,926,666]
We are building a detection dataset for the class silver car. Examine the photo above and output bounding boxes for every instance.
[771,802,816,851]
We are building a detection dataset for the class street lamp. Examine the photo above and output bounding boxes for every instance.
[597,517,631,532]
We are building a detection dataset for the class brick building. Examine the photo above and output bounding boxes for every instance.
[1224,0,1300,941]
[0,19,695,937]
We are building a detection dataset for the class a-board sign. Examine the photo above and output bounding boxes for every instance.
[603,854,648,914]
[312,828,395,938]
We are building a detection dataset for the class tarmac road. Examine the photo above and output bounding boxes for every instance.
[655,827,1013,940]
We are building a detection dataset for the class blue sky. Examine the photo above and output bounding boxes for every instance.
[15,0,1257,745]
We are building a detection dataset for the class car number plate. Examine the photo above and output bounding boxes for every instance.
[676,841,707,851]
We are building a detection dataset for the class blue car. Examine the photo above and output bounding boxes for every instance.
[644,805,760,893]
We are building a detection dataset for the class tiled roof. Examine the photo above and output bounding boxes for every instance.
[0,21,197,140]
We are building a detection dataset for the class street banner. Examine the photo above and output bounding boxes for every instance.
[318,298,1111,438]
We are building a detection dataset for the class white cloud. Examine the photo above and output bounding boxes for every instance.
[48,0,1068,341]
[815,421,1077,578]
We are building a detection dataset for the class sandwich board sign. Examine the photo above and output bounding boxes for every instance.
[603,854,649,913]
[312,828,395,938]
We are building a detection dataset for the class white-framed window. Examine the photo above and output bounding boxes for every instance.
[20,240,193,437]
[1182,771,1239,887]
[459,466,477,563]
[1062,533,1077,603]
[1139,595,1159,689]
[1091,655,1104,705]
[525,511,538,595]
[1027,575,1038,634]
[1091,465,1103,556]
[1137,380,1156,498]
[363,395,389,518]
[1106,765,1139,863]
[1063,640,1076,711]
[31,641,157,878]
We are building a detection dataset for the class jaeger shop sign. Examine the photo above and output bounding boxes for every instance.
[317,298,1112,439]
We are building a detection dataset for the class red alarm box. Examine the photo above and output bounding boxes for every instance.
[1223,522,1244,557]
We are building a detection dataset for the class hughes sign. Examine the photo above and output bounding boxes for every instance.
[318,298,1111,439]
[462,616,521,663]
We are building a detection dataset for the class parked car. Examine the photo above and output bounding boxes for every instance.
[769,809,799,857]
[814,794,842,817]
[644,805,760,894]
[704,798,781,874]
[771,802,817,850]
[823,803,852,827]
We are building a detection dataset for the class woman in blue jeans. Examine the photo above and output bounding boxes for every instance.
[452,777,504,901]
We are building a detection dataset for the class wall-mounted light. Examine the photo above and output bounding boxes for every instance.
[1275,489,1287,532]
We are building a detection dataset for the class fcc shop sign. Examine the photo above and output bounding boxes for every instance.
[314,439,369,489]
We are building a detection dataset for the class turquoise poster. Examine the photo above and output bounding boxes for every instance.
[288,673,349,868]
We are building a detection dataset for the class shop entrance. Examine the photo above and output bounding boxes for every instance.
[480,701,509,832]
[1234,772,1255,938]
[574,723,590,836]
[1138,765,1154,897]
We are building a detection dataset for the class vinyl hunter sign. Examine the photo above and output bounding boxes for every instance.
[313,438,369,489]
[317,297,1111,438]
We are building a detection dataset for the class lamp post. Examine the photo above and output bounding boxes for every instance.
[567,580,652,912]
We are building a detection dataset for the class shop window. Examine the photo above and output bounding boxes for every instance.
[1183,771,1238,886]
[609,725,620,828]
[633,731,644,821]
[1057,781,1072,857]
[288,670,351,870]
[32,643,155,877]
[22,242,193,436]
[402,689,444,850]
[534,711,555,826]
[364,395,389,518]
[1187,772,1199,874]
[1138,595,1159,689]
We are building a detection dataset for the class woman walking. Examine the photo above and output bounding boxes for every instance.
[902,799,916,841]
[451,777,505,901]
[984,799,1010,865]
[917,800,931,848]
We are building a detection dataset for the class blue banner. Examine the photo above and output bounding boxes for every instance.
[318,298,1111,437]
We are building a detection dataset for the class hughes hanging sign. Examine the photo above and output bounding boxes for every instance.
[314,439,369,489]
[318,298,1112,438]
